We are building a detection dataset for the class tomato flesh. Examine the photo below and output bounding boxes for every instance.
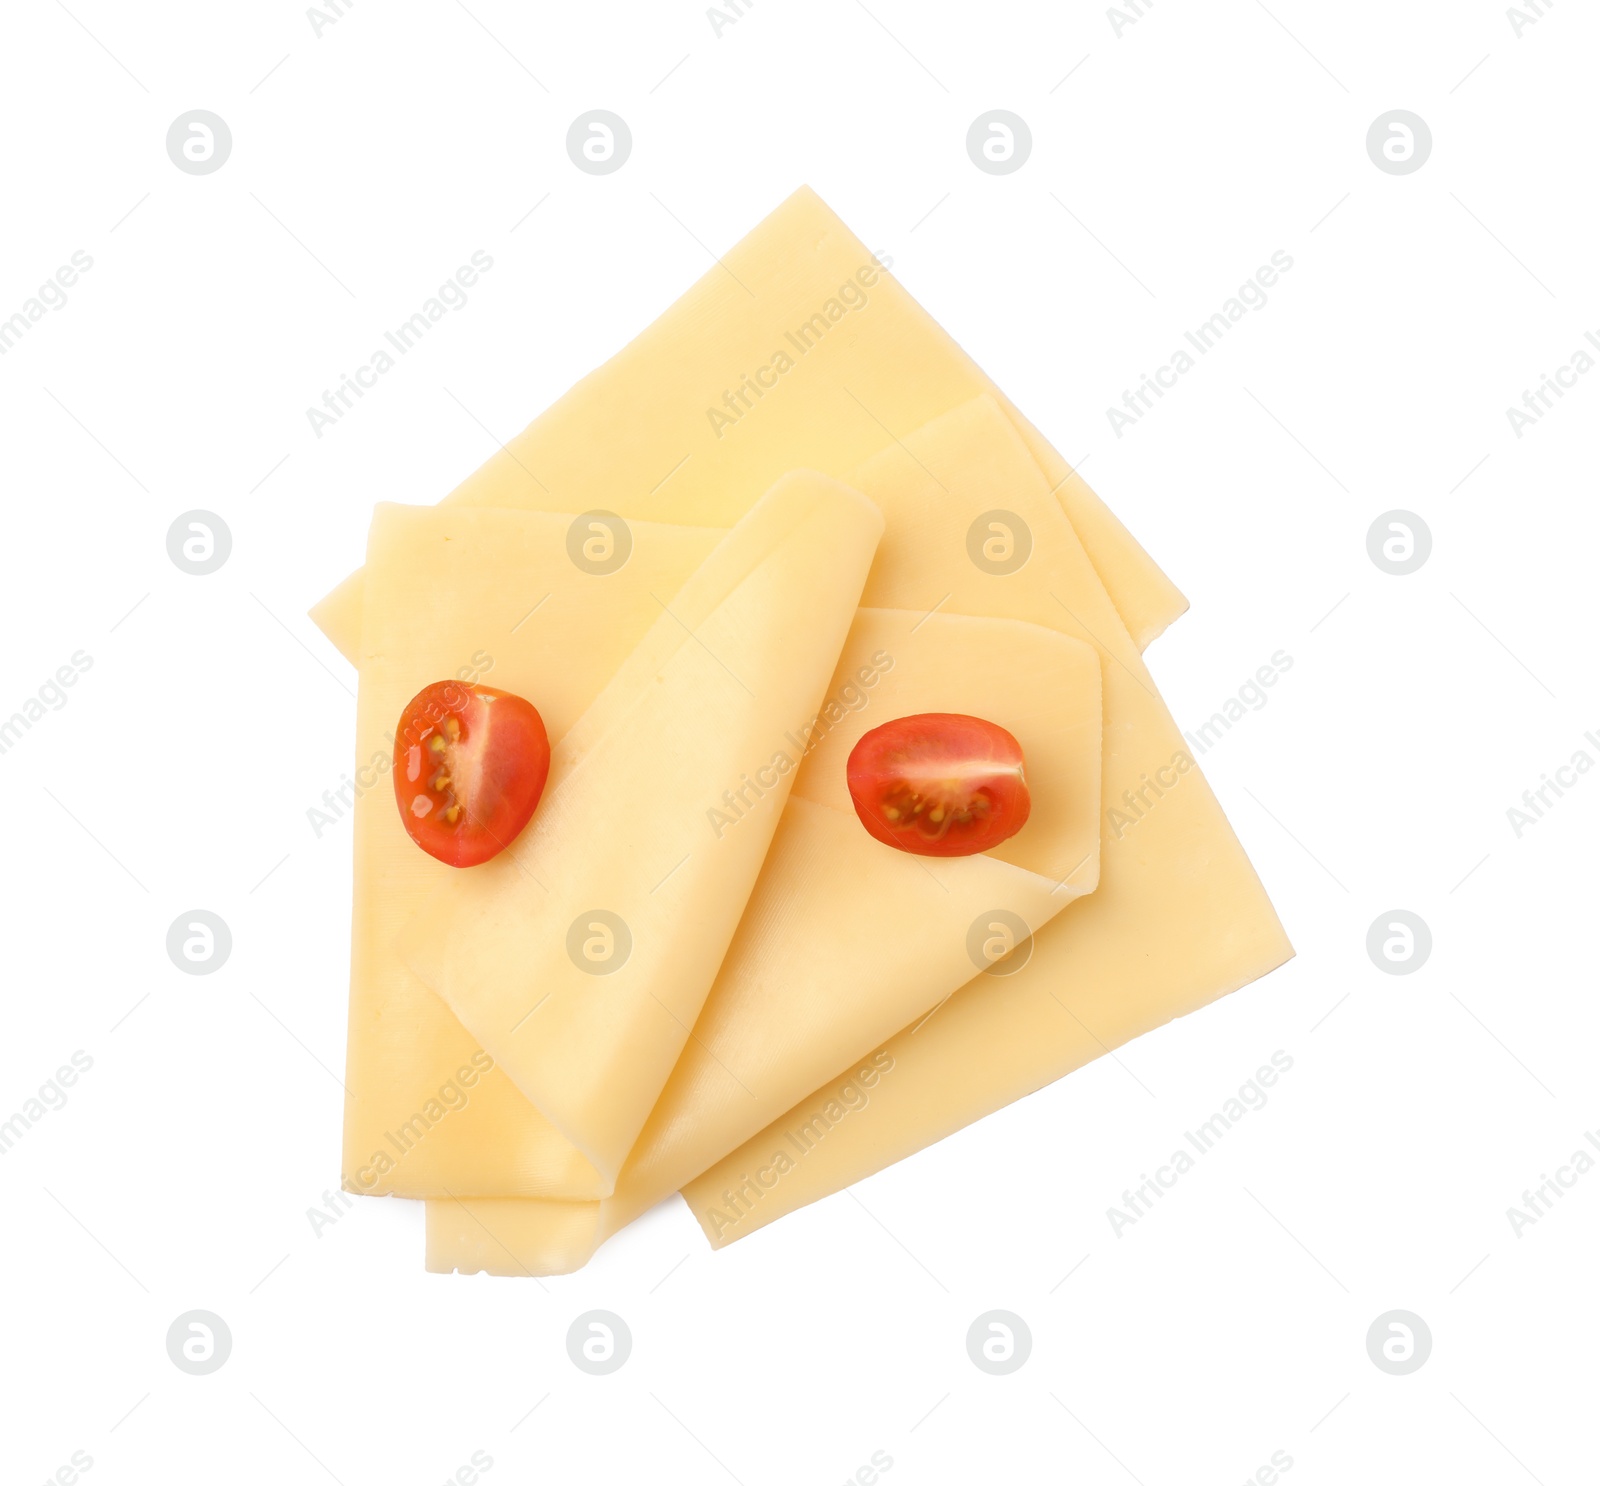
[846,713,1030,857]
[392,681,550,867]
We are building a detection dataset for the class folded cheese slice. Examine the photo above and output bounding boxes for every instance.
[309,186,1186,664]
[424,607,1103,1274]
[396,473,883,1185]
[344,504,720,1198]
[678,397,1293,1246]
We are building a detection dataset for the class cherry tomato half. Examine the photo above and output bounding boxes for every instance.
[846,712,1030,858]
[392,681,550,867]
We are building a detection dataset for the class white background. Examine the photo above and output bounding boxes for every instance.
[2,1,1596,1482]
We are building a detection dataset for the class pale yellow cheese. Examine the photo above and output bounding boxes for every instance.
[343,505,719,1198]
[428,1197,599,1279]
[395,474,883,1186]
[679,397,1293,1245]
[309,187,1186,664]
[424,608,1103,1274]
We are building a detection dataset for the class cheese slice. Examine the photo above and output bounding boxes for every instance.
[309,186,1186,664]
[395,473,883,1186]
[344,503,721,1198]
[679,397,1293,1245]
[424,607,1102,1274]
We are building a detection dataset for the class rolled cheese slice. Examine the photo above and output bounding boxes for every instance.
[424,607,1103,1274]
[396,473,884,1185]
[678,397,1293,1246]
[309,186,1185,665]
[344,504,721,1199]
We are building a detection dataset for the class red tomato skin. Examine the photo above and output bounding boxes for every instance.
[846,713,1030,858]
[392,681,550,867]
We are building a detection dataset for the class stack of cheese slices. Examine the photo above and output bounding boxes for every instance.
[311,186,1293,1275]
